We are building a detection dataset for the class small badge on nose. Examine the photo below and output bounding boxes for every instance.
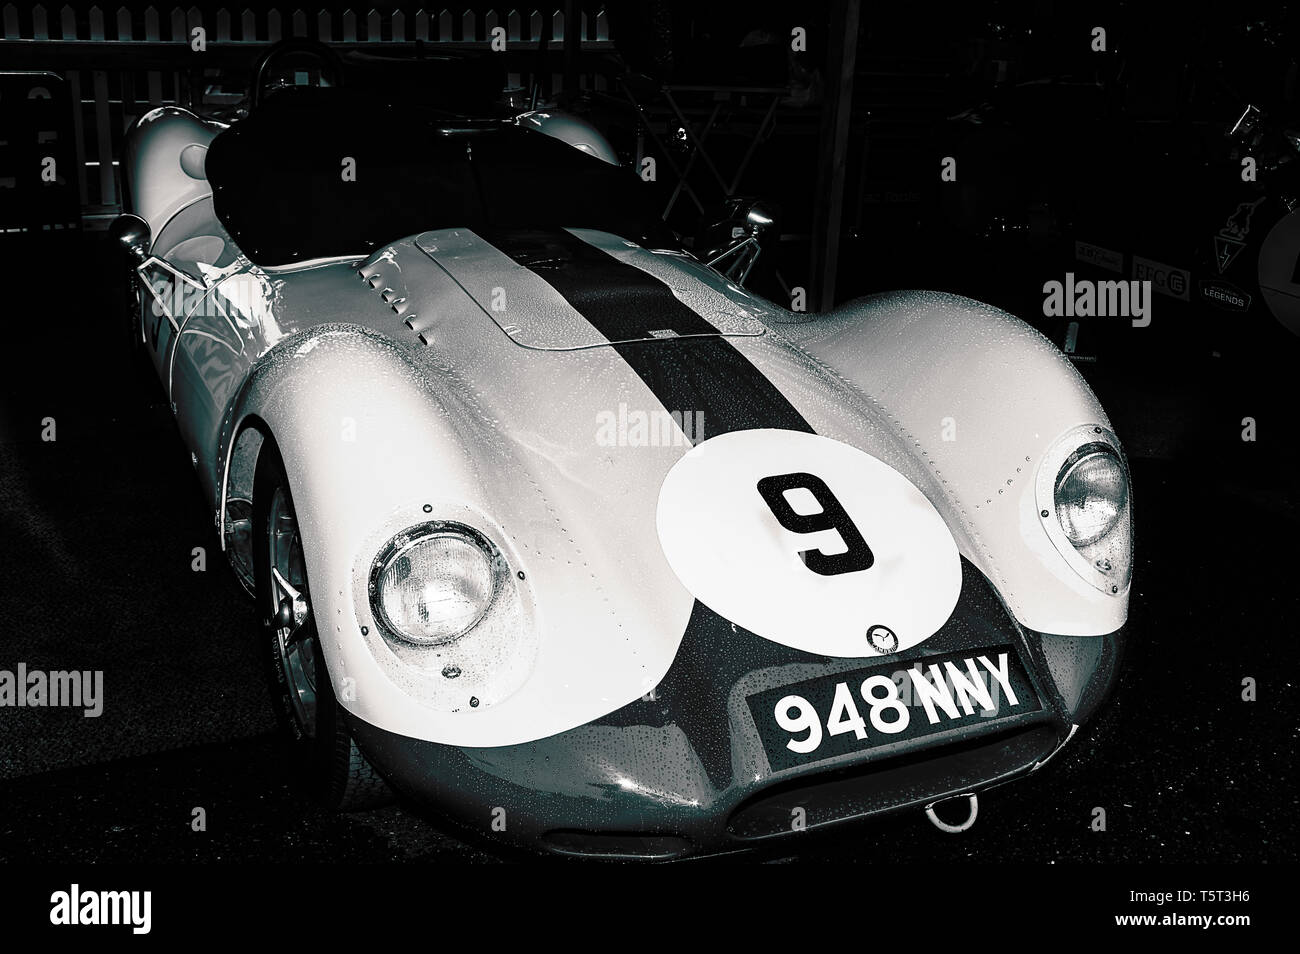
[867,624,898,654]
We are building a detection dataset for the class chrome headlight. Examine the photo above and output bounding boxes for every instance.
[1055,445,1128,547]
[1037,428,1133,595]
[368,523,502,645]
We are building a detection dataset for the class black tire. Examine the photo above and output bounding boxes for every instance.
[252,437,392,811]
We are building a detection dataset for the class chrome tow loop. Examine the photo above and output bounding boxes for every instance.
[925,793,979,833]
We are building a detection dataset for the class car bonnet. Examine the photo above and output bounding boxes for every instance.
[414,227,768,349]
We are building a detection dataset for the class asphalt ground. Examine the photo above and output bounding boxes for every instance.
[0,230,1295,863]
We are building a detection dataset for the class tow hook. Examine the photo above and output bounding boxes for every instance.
[925,793,979,833]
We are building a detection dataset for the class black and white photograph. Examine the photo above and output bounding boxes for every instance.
[0,0,1290,935]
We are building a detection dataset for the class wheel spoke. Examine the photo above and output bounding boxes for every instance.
[268,485,318,738]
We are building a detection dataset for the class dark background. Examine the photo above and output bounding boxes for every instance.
[0,0,1295,862]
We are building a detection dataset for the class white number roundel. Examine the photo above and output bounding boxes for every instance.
[655,429,962,658]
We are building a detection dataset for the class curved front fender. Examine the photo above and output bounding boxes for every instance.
[218,324,488,542]
[214,323,690,748]
[216,324,539,741]
[781,290,1130,637]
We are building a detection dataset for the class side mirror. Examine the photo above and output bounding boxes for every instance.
[693,198,778,286]
[109,213,151,265]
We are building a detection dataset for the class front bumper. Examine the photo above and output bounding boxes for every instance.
[347,561,1124,860]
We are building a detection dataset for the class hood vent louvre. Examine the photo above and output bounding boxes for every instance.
[358,255,428,344]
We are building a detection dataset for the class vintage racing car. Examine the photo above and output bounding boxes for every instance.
[111,41,1132,859]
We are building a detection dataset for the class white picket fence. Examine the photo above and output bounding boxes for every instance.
[0,4,609,43]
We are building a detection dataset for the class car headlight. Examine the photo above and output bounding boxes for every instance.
[369,523,502,645]
[1055,445,1128,547]
[1040,434,1133,594]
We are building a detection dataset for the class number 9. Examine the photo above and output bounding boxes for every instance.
[774,694,823,753]
[757,472,874,576]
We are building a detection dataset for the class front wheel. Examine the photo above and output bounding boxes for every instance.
[252,437,392,811]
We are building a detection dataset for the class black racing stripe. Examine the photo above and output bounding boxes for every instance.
[484,228,717,340]
[614,337,812,439]
[484,228,813,440]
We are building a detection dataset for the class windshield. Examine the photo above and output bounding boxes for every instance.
[205,90,674,266]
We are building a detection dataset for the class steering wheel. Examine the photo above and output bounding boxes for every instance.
[250,38,345,110]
